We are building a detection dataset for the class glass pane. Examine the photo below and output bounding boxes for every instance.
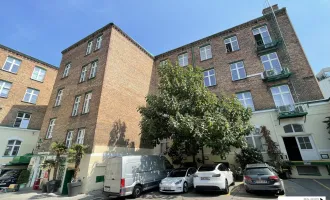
[280,85,289,92]
[263,36,272,44]
[8,140,15,145]
[254,136,263,151]
[263,61,272,71]
[261,55,268,62]
[12,146,20,156]
[15,141,21,145]
[230,64,237,70]
[209,69,215,75]
[232,71,238,81]
[246,137,254,147]
[17,113,24,117]
[305,143,312,149]
[244,92,252,98]
[224,38,230,44]
[31,95,38,104]
[260,26,267,32]
[293,124,303,132]
[282,93,294,105]
[11,65,19,73]
[237,61,244,68]
[300,143,307,149]
[283,125,293,133]
[269,53,277,59]
[298,137,304,143]
[236,93,243,99]
[210,76,216,86]
[3,62,12,71]
[4,146,12,155]
[246,99,255,111]
[20,119,30,128]
[204,77,210,86]
[25,114,30,119]
[252,29,259,35]
[203,71,208,76]
[239,68,246,79]
[232,43,239,51]
[271,87,280,94]
[231,36,237,41]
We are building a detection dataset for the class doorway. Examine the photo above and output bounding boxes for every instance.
[61,170,74,195]
[283,137,302,161]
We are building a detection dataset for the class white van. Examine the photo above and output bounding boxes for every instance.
[103,155,173,198]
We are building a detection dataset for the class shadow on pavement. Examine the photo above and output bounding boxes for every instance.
[230,183,278,199]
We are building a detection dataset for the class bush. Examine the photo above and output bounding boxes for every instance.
[235,147,263,169]
[17,169,30,184]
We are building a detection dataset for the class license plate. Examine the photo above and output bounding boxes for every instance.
[164,187,171,190]
[104,187,110,192]
[201,177,210,180]
[255,180,267,184]
[0,183,6,185]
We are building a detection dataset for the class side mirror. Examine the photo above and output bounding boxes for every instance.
[167,172,170,176]
[228,168,231,171]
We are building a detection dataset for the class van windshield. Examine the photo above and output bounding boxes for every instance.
[169,170,187,177]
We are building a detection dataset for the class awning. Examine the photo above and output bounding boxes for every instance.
[289,160,330,166]
[2,153,33,167]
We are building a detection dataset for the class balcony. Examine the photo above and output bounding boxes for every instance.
[277,104,308,120]
[256,40,281,55]
[263,67,292,82]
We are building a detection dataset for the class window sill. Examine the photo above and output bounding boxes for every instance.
[94,48,100,53]
[84,53,91,57]
[206,84,217,88]
[226,49,240,54]
[78,80,86,84]
[0,96,8,99]
[44,137,52,140]
[232,77,248,82]
[200,57,213,62]
[88,76,96,81]
[2,156,15,157]
[70,115,78,118]
[30,78,44,83]
[81,112,89,116]
[21,100,36,105]
[1,69,18,75]
[61,76,69,80]
[53,105,61,108]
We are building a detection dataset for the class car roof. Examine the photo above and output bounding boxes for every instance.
[245,163,268,168]
[174,168,189,171]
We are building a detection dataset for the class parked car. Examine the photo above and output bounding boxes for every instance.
[0,170,21,187]
[159,167,197,193]
[193,163,234,194]
[243,163,285,195]
[103,155,173,198]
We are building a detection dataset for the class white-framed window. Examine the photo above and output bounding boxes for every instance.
[4,140,21,156]
[76,128,85,144]
[270,85,294,107]
[178,53,188,67]
[66,131,74,148]
[2,57,21,74]
[160,139,169,154]
[261,52,282,74]
[82,92,92,114]
[54,89,64,106]
[236,91,255,111]
[23,88,39,104]
[79,66,87,83]
[86,41,93,55]
[283,124,304,133]
[0,80,12,98]
[246,126,263,151]
[159,59,168,67]
[31,67,46,82]
[200,45,212,61]
[13,112,31,128]
[62,63,71,78]
[46,118,56,139]
[72,96,81,116]
[253,25,272,46]
[230,61,246,81]
[89,60,98,79]
[297,136,313,149]
[95,35,102,50]
[224,36,239,52]
[203,69,216,87]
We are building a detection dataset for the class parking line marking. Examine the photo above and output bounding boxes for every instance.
[314,179,330,191]
[227,182,243,196]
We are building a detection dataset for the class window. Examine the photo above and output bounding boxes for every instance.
[230,61,246,81]
[159,60,168,67]
[270,85,294,107]
[95,35,102,50]
[54,89,63,107]
[261,52,282,74]
[72,96,81,116]
[13,112,31,128]
[0,80,12,98]
[79,66,87,83]
[200,45,212,61]
[224,36,239,52]
[86,41,93,55]
[31,67,46,82]
[23,88,39,104]
[253,25,272,46]
[2,57,21,73]
[89,60,98,79]
[178,53,188,67]
[46,118,56,139]
[62,63,71,78]
[77,129,85,144]
[283,124,304,133]
[160,139,169,154]
[203,69,216,87]
[246,127,263,151]
[66,131,73,148]
[236,92,255,111]
[4,140,21,156]
[296,166,320,176]
[297,136,313,149]
[82,92,92,114]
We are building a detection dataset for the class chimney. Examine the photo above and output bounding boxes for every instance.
[262,4,279,15]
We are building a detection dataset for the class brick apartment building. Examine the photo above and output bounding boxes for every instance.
[31,4,330,193]
[0,44,58,166]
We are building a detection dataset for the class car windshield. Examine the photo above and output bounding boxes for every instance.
[198,165,216,171]
[169,169,187,177]
[245,168,272,175]
[0,171,19,178]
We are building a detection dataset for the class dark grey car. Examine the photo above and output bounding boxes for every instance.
[243,163,284,195]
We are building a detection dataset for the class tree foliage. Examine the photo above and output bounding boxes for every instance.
[139,62,253,163]
[67,144,88,182]
[50,141,67,180]
[235,147,264,168]
[323,117,330,136]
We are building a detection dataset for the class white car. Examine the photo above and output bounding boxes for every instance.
[159,167,197,193]
[193,163,234,194]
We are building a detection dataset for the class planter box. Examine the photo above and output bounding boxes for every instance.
[67,182,82,197]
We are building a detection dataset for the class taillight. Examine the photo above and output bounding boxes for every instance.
[212,174,221,177]
[269,176,279,181]
[244,176,252,182]
[120,178,125,188]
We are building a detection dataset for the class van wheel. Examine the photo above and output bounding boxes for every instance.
[132,185,142,198]
[223,179,229,194]
[183,182,188,193]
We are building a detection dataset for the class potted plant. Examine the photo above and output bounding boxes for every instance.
[17,169,30,189]
[48,142,67,193]
[40,159,55,193]
[67,144,88,197]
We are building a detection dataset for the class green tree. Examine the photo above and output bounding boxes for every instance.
[50,142,67,180]
[17,170,30,185]
[139,62,253,164]
[235,147,264,169]
[323,117,330,137]
[67,144,88,182]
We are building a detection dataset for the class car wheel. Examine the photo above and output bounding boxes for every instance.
[223,179,229,194]
[132,185,142,198]
[278,190,285,195]
[245,189,252,194]
[183,182,188,193]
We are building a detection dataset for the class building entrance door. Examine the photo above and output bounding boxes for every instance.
[283,137,302,161]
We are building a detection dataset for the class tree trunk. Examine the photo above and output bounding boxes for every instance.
[53,154,59,180]
[73,156,81,182]
[47,169,51,181]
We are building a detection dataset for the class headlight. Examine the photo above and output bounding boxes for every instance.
[175,180,182,185]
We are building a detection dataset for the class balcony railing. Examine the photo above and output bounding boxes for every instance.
[256,40,281,55]
[277,104,308,119]
[263,67,292,82]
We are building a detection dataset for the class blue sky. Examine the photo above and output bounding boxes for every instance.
[0,0,329,73]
